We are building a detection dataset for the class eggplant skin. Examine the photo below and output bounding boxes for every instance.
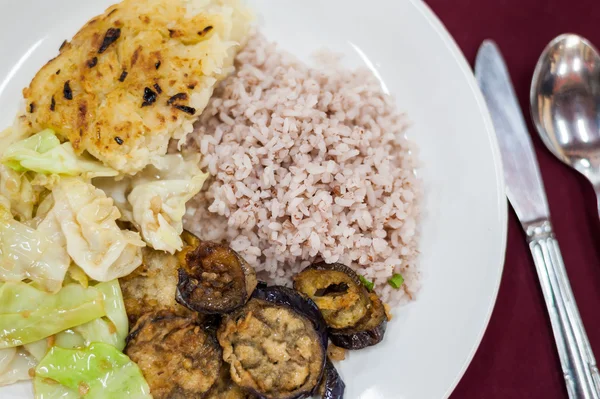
[218,287,328,399]
[329,292,387,350]
[318,359,345,399]
[176,233,257,314]
[125,311,222,398]
[293,263,371,330]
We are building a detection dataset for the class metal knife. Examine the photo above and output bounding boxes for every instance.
[475,40,600,399]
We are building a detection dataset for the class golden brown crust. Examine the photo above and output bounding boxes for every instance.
[326,343,346,362]
[21,0,249,173]
[293,265,371,330]
[218,299,325,398]
[119,248,196,324]
[176,233,257,314]
[205,361,256,399]
[125,311,222,398]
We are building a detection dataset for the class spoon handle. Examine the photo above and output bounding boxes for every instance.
[528,220,600,399]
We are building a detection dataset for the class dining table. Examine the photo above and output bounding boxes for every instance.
[424,0,600,397]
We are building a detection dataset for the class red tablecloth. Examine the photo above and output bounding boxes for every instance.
[423,0,600,397]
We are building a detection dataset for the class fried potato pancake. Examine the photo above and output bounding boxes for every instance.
[21,0,251,174]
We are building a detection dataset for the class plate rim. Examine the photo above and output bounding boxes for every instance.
[0,0,509,397]
[408,1,508,397]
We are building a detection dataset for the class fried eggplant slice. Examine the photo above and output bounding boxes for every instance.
[125,311,221,398]
[176,232,257,314]
[329,291,387,350]
[205,360,257,399]
[218,286,327,399]
[293,262,371,329]
[317,359,345,399]
[119,247,196,324]
[250,286,329,350]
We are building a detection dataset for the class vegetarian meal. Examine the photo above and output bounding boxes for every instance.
[0,0,421,397]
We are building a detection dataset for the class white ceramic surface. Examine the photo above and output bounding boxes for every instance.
[0,0,507,398]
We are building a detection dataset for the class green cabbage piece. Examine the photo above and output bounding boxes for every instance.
[1,129,117,178]
[73,281,128,351]
[34,343,151,399]
[34,383,78,399]
[0,280,129,386]
[53,330,85,350]
[0,283,105,349]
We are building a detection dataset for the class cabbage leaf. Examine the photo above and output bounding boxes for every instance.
[72,281,128,351]
[0,280,128,386]
[0,127,27,154]
[0,339,48,386]
[0,196,70,293]
[1,129,117,178]
[95,154,208,254]
[0,175,145,289]
[0,127,39,220]
[51,178,145,281]
[0,165,37,221]
[0,282,105,349]
[34,343,151,399]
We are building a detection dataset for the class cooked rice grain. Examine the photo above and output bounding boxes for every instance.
[184,34,422,304]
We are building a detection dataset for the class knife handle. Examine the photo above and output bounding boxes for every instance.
[527,220,600,399]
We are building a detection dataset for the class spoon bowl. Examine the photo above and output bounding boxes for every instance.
[531,34,600,190]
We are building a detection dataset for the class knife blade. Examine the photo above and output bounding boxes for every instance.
[474,41,549,227]
[475,40,600,399]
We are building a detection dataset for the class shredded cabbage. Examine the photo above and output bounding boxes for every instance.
[34,343,151,399]
[95,154,208,254]
[0,127,39,221]
[65,265,88,288]
[51,178,145,281]
[0,171,145,288]
[0,165,37,221]
[0,196,70,293]
[1,129,117,178]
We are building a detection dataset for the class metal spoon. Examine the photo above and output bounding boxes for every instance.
[531,32,600,395]
[531,33,600,213]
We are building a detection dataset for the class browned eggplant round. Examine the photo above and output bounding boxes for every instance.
[176,231,257,314]
[251,285,329,349]
[217,286,328,399]
[293,262,371,329]
[119,248,198,325]
[329,291,387,350]
[125,311,222,398]
[205,361,257,399]
[318,359,345,399]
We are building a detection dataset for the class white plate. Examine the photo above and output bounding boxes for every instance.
[0,0,507,398]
